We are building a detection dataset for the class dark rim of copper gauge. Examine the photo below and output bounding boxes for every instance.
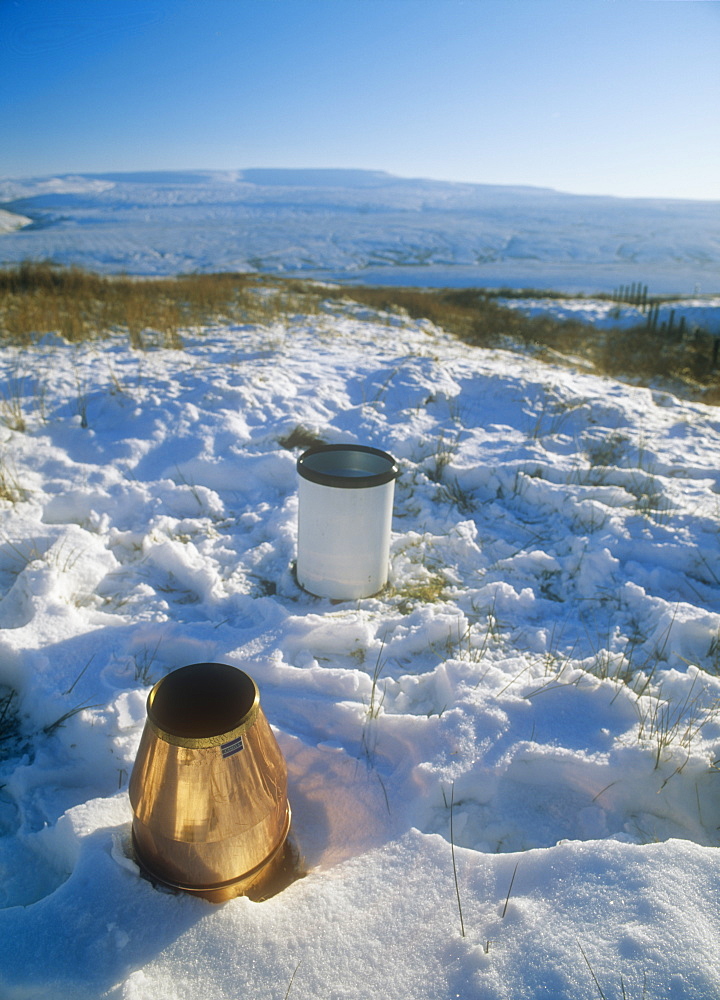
[146,662,260,749]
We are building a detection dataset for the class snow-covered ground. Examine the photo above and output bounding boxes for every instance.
[498,296,720,336]
[2,169,720,294]
[1,298,720,999]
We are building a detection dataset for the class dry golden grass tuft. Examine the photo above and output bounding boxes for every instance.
[0,262,320,347]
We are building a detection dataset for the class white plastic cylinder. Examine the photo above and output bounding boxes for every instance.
[296,444,400,600]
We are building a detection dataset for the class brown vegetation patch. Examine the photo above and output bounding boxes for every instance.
[1,262,718,399]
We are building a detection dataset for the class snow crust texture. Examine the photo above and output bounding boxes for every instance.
[1,304,720,998]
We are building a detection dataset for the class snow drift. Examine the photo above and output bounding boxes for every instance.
[0,298,719,998]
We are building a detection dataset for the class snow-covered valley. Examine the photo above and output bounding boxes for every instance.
[1,169,719,295]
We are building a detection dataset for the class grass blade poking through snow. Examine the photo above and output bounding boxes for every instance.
[449,782,466,938]
[501,861,520,919]
[579,942,607,1000]
[282,961,301,1000]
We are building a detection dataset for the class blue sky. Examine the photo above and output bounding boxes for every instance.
[1,0,719,200]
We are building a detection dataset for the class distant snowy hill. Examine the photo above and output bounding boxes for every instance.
[1,169,719,293]
[0,207,32,234]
